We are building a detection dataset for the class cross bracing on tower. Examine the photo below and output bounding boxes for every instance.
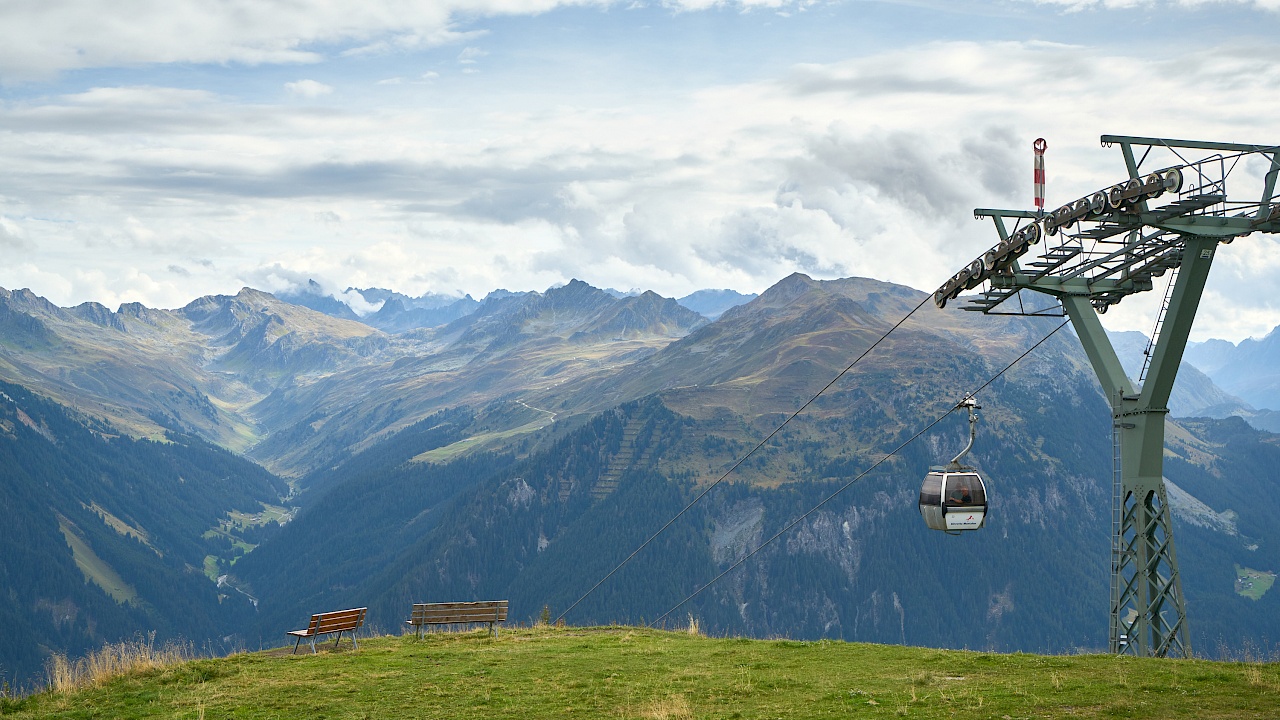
[933,134,1279,658]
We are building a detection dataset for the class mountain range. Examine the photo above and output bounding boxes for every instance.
[1187,329,1280,413]
[1,275,1277,685]
[1109,330,1280,433]
[277,282,756,335]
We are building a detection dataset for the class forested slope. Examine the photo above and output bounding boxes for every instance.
[0,382,288,685]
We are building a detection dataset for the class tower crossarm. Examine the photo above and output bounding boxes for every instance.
[935,135,1280,316]
[1100,134,1280,155]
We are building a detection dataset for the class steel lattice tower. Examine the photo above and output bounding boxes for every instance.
[934,135,1280,657]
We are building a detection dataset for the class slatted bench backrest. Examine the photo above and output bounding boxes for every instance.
[410,601,508,625]
[308,607,367,636]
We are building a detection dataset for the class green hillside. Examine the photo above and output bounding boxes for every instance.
[4,627,1278,719]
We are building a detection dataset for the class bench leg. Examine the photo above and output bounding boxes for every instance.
[294,636,303,654]
[310,637,317,654]
[333,631,343,649]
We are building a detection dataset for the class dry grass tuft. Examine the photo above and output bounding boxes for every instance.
[685,614,700,636]
[645,694,693,720]
[45,632,193,693]
[910,671,936,686]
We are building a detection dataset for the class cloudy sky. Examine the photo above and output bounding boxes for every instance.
[1,0,1278,341]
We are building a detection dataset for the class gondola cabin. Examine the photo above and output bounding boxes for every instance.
[919,470,987,532]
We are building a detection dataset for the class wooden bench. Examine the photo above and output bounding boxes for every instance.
[287,607,367,654]
[406,600,508,639]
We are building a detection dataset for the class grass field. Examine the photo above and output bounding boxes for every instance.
[1235,565,1276,601]
[411,421,548,464]
[4,626,1278,719]
[228,504,295,528]
[203,503,297,564]
[55,519,137,605]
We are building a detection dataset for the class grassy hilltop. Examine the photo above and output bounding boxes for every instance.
[3,626,1278,719]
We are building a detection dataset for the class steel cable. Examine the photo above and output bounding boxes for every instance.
[649,318,1071,628]
[554,292,934,624]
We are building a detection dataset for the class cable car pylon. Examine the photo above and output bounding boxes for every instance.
[936,134,1280,658]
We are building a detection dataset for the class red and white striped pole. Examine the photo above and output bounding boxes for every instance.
[1033,138,1047,217]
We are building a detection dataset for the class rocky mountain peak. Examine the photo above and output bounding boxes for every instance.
[235,287,278,307]
[374,296,408,316]
[676,288,759,320]
[545,279,613,307]
[719,273,815,321]
[4,288,68,319]
[278,282,362,321]
[70,301,126,331]
[116,302,159,323]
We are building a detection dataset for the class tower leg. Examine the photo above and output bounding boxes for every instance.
[1064,280,1203,658]
[1110,480,1189,657]
[1108,403,1191,658]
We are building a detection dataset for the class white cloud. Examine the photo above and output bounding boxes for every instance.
[1,263,74,298]
[285,79,334,98]
[1020,0,1280,9]
[379,71,439,85]
[663,0,824,10]
[0,2,873,82]
[0,217,29,250]
[2,33,1280,340]
[337,288,385,315]
[340,27,489,58]
[458,47,488,64]
[0,1,615,81]
[63,86,219,107]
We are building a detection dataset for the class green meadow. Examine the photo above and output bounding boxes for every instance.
[4,626,1277,719]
